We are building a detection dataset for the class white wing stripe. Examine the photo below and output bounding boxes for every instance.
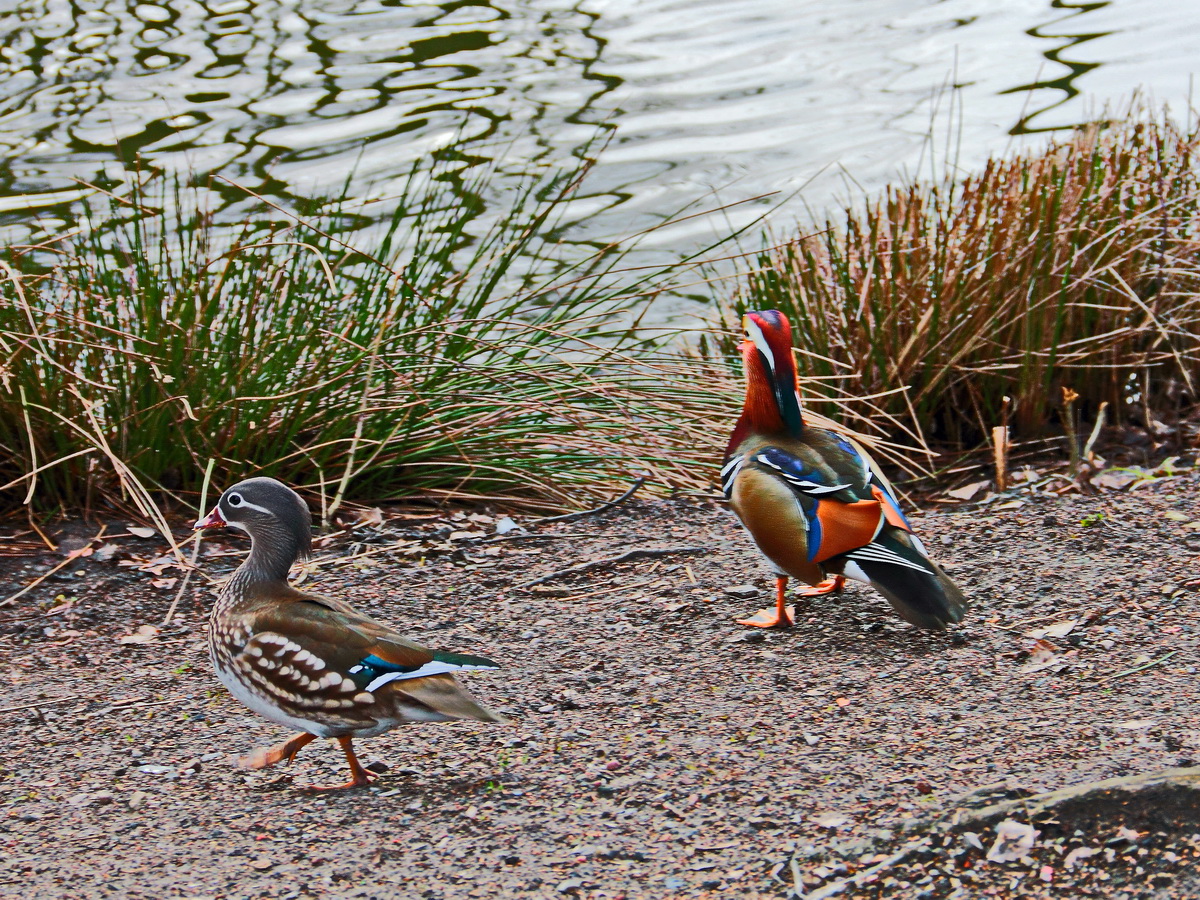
[754,453,849,495]
[365,660,497,693]
[847,543,933,574]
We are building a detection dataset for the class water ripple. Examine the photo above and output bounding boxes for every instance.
[0,0,1196,255]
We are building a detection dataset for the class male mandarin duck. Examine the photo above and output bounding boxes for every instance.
[195,477,504,789]
[722,310,967,630]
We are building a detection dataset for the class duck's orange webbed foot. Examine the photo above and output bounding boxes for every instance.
[736,576,794,629]
[238,732,316,770]
[302,736,377,791]
[796,575,845,597]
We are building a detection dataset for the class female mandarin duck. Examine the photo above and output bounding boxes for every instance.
[195,477,504,789]
[722,310,967,630]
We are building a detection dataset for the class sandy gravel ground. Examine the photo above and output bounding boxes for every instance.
[2,474,1198,899]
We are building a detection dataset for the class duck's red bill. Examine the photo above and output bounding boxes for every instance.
[194,506,227,530]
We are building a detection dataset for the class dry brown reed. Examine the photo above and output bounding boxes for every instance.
[732,114,1200,450]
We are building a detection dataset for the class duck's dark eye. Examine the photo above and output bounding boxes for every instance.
[227,492,244,507]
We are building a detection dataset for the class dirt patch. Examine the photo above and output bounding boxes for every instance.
[2,474,1199,899]
[797,768,1200,898]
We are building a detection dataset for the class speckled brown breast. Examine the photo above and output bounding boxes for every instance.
[208,590,378,736]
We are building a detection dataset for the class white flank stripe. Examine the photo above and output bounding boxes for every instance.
[721,458,745,498]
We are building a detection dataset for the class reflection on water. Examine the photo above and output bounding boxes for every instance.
[1005,0,1112,134]
[0,0,1197,255]
[0,0,615,238]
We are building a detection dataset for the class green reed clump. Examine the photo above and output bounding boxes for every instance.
[0,154,726,516]
[733,115,1200,447]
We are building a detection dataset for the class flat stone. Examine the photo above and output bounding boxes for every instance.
[724,585,761,600]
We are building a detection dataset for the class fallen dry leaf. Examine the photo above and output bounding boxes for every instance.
[93,543,120,562]
[495,516,521,535]
[138,554,183,575]
[340,507,384,528]
[947,480,990,501]
[150,577,178,590]
[1025,619,1078,640]
[987,819,1038,862]
[118,624,160,645]
[811,813,849,829]
[1114,825,1144,842]
[961,831,984,851]
[127,526,156,538]
[1064,846,1099,868]
[1112,719,1156,730]
[1020,639,1060,673]
[1092,470,1138,491]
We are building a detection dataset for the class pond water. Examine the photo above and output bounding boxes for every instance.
[2,0,1198,265]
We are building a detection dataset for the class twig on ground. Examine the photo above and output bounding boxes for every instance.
[561,577,669,602]
[26,513,56,552]
[0,525,107,608]
[100,697,183,712]
[1100,650,1178,682]
[0,697,77,716]
[796,840,931,900]
[519,545,706,588]
[481,532,598,545]
[526,477,647,527]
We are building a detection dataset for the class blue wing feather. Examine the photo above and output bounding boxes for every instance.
[752,447,851,496]
[347,653,497,691]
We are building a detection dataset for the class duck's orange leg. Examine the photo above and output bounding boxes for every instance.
[238,731,316,770]
[796,575,845,597]
[306,736,376,791]
[736,575,794,628]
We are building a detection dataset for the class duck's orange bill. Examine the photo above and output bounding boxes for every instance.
[194,506,227,530]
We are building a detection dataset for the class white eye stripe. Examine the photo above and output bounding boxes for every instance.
[224,496,273,516]
[744,319,776,373]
